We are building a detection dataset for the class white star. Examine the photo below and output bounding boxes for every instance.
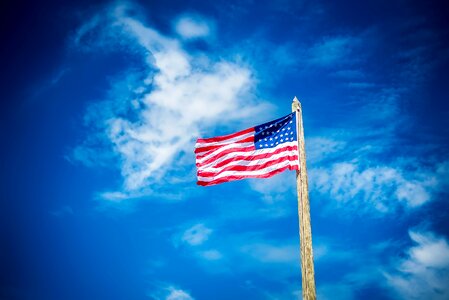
[281,139,284,142]
[280,134,283,137]
[290,137,293,140]
[289,121,292,124]
[270,143,274,146]
[276,142,279,145]
[264,138,267,141]
[277,130,280,133]
[265,143,268,146]
[269,138,273,141]
[282,128,285,131]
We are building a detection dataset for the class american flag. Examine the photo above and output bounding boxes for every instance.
[195,112,299,186]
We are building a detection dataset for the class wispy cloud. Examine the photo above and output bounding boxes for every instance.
[385,230,449,300]
[198,249,223,261]
[309,161,437,213]
[240,242,298,264]
[147,284,194,300]
[312,236,400,300]
[171,223,225,265]
[303,79,448,214]
[70,2,272,200]
[332,69,365,79]
[173,220,302,292]
[312,229,449,300]
[28,67,70,103]
[345,82,377,89]
[174,15,213,40]
[232,33,365,85]
[306,137,346,164]
[247,171,296,211]
[308,36,360,67]
[180,223,213,246]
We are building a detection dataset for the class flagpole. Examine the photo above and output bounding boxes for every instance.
[292,97,316,300]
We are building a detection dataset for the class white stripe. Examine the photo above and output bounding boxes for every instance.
[197,160,299,182]
[195,131,254,148]
[196,142,254,164]
[198,149,299,172]
[196,141,298,167]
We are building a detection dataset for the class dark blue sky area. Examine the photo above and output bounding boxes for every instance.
[1,1,449,299]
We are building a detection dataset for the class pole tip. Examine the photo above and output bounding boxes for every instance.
[291,96,301,112]
[293,96,300,103]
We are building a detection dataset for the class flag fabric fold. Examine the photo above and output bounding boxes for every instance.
[195,112,299,186]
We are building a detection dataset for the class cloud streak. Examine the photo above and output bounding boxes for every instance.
[148,284,194,300]
[310,161,436,212]
[308,36,360,67]
[174,15,212,40]
[71,2,271,199]
[385,230,449,300]
[180,223,213,246]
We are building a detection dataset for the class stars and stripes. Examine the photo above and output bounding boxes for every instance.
[195,112,299,186]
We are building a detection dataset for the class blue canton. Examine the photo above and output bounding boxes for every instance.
[254,113,297,149]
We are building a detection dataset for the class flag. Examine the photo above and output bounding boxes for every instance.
[195,112,299,186]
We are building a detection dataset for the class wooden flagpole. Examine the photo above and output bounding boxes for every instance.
[292,97,316,300]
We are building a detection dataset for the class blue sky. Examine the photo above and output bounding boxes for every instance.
[1,0,449,299]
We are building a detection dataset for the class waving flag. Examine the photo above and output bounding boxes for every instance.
[195,112,299,186]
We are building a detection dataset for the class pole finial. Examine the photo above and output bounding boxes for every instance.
[292,96,301,112]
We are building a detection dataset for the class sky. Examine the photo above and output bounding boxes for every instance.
[1,0,449,299]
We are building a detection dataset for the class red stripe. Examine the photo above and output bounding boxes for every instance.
[194,136,254,154]
[197,165,299,186]
[198,156,299,177]
[196,127,254,144]
[196,145,298,168]
[196,145,256,162]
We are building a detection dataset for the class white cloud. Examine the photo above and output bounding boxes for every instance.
[312,238,357,263]
[240,242,298,263]
[176,221,302,279]
[345,81,377,89]
[332,69,365,79]
[166,288,194,300]
[148,285,194,300]
[298,230,449,300]
[310,237,400,300]
[248,171,296,204]
[309,161,437,212]
[174,16,211,39]
[101,191,134,202]
[181,223,212,246]
[199,249,222,260]
[385,230,449,300]
[308,36,360,67]
[306,137,346,164]
[72,3,272,199]
[302,85,448,215]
